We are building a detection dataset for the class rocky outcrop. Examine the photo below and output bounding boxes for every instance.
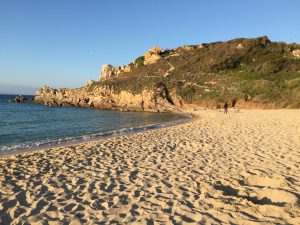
[34,84,180,112]
[236,43,244,49]
[100,64,131,81]
[86,80,95,86]
[35,37,300,111]
[9,95,33,103]
[292,49,300,58]
[178,45,194,52]
[144,46,163,65]
[173,45,198,53]
[34,86,86,107]
[100,64,114,81]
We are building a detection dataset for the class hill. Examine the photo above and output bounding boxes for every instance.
[35,36,300,111]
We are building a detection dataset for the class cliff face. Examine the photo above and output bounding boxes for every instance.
[35,36,300,111]
[100,64,131,81]
[34,83,180,112]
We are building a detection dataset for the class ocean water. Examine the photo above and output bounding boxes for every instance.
[0,94,186,152]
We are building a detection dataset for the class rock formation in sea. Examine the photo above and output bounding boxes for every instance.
[9,95,34,103]
[35,36,300,111]
[34,84,178,112]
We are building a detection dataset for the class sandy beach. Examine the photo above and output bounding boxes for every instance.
[0,109,299,224]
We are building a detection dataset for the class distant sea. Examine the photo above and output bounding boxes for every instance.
[0,94,186,153]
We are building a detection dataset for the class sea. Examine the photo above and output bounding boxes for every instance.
[0,94,186,153]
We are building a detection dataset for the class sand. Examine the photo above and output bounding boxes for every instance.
[0,109,299,224]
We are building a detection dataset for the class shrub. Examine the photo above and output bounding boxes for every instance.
[134,56,145,68]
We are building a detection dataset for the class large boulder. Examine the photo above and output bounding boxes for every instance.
[100,64,115,81]
[292,49,300,58]
[236,43,244,49]
[144,46,163,65]
[86,80,95,87]
[174,45,195,53]
[100,64,131,81]
[149,46,163,54]
[115,65,131,75]
[179,45,194,51]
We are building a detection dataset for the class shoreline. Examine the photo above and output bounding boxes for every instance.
[0,111,193,157]
[0,109,299,224]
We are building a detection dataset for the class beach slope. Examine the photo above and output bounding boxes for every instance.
[0,110,299,224]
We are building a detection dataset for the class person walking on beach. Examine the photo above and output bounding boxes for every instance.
[224,102,229,114]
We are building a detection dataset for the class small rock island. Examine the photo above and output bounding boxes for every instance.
[9,95,34,103]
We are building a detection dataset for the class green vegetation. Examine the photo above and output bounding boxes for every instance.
[102,76,165,95]
[133,56,145,68]
[95,36,300,108]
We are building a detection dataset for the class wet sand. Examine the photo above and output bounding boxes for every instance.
[0,109,299,224]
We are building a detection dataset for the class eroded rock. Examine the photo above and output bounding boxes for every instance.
[9,95,33,103]
[292,49,300,58]
[86,80,95,87]
[237,43,244,49]
[100,64,131,81]
[34,84,178,112]
[144,46,163,65]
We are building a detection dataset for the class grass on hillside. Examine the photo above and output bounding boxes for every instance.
[89,37,300,108]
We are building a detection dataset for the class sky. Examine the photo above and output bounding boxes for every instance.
[1,0,300,95]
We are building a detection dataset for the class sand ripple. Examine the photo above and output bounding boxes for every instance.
[0,109,299,224]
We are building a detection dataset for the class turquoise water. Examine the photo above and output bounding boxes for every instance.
[0,94,185,152]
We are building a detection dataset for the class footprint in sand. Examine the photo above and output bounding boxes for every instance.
[246,176,284,188]
[254,189,298,206]
[244,176,298,206]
